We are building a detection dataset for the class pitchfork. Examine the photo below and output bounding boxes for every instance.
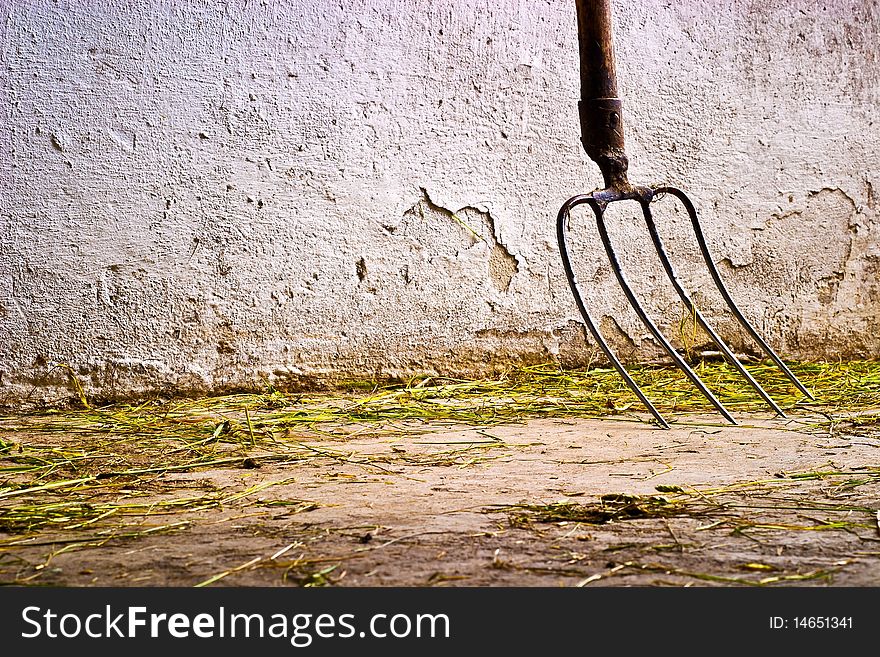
[557,0,815,428]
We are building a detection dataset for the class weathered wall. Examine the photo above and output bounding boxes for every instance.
[1,0,878,404]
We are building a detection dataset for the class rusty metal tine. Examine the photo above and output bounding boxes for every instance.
[592,203,738,425]
[557,195,670,429]
[655,187,816,401]
[641,200,787,418]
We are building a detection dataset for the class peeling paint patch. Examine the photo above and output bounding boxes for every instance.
[600,315,639,354]
[489,242,518,292]
[415,188,519,292]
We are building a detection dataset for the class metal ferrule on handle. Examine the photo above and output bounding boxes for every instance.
[576,0,629,190]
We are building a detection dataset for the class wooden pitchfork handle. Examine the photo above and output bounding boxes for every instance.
[576,0,629,190]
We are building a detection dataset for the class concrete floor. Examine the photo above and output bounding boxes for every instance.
[3,411,879,587]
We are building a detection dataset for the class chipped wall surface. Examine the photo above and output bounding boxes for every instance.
[1,0,878,403]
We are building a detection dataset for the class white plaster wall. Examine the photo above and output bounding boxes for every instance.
[1,0,878,403]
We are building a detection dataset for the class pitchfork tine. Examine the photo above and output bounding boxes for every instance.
[655,187,815,401]
[558,196,670,429]
[592,203,738,425]
[641,199,788,418]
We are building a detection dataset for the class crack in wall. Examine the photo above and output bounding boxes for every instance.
[416,188,519,292]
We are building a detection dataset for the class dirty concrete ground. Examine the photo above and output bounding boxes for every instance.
[2,410,878,588]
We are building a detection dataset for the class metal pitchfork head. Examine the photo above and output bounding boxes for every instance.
[557,0,814,428]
